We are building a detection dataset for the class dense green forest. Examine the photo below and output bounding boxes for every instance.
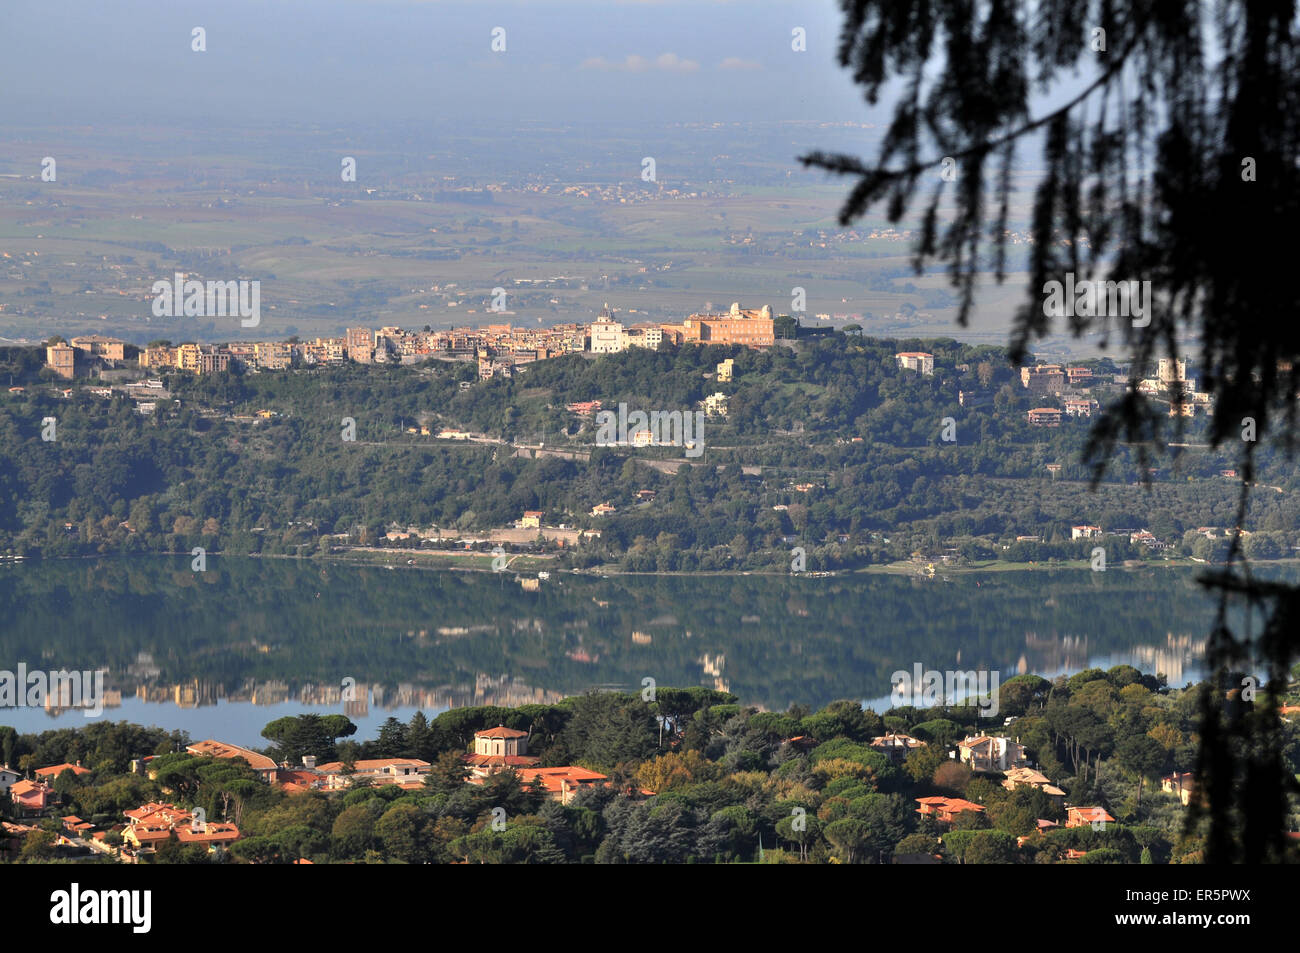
[4,669,1298,864]
[2,334,1295,571]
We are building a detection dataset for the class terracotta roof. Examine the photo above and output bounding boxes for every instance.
[517,766,608,794]
[129,827,173,843]
[475,725,528,739]
[916,796,985,815]
[176,823,240,844]
[464,753,540,768]
[10,779,48,797]
[187,739,277,772]
[35,763,90,778]
[313,758,431,774]
[1069,806,1115,823]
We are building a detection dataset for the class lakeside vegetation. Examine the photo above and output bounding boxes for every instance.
[5,667,1298,864]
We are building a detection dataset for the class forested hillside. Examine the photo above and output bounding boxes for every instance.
[1,335,1294,570]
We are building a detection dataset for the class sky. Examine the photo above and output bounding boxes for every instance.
[1,0,878,125]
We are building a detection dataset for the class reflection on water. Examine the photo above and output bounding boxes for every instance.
[0,556,1276,743]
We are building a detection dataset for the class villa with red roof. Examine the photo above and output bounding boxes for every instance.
[465,725,540,779]
[123,801,240,853]
[1066,806,1115,828]
[957,735,1028,773]
[35,762,91,780]
[187,740,278,782]
[516,766,608,805]
[10,779,54,815]
[916,796,986,825]
[313,757,432,791]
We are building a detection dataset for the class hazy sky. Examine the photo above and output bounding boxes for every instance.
[3,0,878,125]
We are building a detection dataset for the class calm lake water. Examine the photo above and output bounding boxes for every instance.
[0,556,1271,747]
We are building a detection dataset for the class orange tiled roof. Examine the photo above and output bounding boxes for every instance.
[176,823,240,844]
[516,766,608,793]
[313,758,432,774]
[36,763,90,778]
[1069,806,1115,823]
[475,726,528,739]
[187,740,277,771]
[464,753,540,768]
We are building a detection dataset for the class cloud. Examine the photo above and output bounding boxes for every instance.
[580,52,699,73]
[719,57,762,71]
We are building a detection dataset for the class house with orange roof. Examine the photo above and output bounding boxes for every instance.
[465,725,541,779]
[123,825,174,850]
[175,822,241,849]
[125,802,193,829]
[10,779,54,815]
[313,757,432,791]
[916,796,986,825]
[35,762,91,780]
[60,815,95,835]
[515,766,608,805]
[187,739,279,782]
[1065,806,1115,828]
[122,801,240,853]
[274,768,325,794]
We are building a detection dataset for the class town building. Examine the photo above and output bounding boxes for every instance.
[1157,357,1186,385]
[589,310,625,354]
[1021,364,1066,395]
[70,335,126,361]
[896,351,934,375]
[45,342,76,379]
[347,327,374,363]
[1027,407,1062,427]
[672,303,774,348]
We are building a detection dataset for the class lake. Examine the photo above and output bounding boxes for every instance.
[0,556,1266,747]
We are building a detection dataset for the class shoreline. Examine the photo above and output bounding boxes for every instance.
[16,549,1300,578]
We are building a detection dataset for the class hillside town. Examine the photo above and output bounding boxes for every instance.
[42,302,778,382]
